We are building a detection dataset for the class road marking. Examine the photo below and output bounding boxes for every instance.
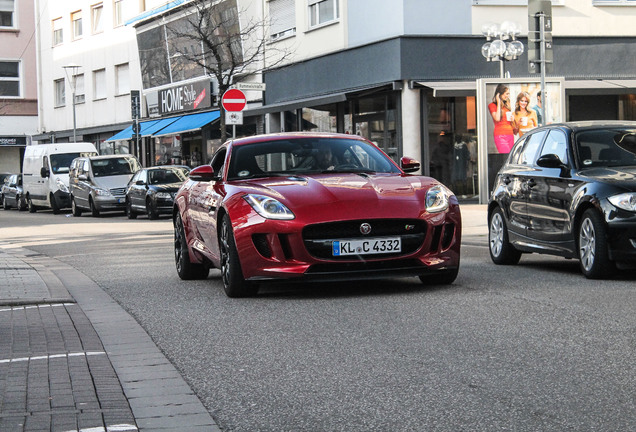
[0,351,106,364]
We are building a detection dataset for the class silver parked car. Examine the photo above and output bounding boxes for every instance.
[69,154,140,217]
[1,174,26,211]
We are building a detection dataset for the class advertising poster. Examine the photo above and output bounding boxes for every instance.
[476,78,565,203]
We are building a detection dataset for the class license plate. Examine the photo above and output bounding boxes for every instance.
[332,237,401,256]
[117,198,124,203]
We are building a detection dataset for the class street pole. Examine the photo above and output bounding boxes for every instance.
[71,82,77,143]
[539,12,547,126]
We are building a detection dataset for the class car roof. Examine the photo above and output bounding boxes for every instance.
[81,154,136,160]
[227,132,370,147]
[542,121,636,133]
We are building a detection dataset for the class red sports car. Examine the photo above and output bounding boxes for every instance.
[173,132,461,297]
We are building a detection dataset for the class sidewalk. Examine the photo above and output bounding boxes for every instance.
[0,243,220,432]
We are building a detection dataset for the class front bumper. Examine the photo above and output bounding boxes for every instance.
[603,201,636,263]
[94,194,127,211]
[53,190,71,209]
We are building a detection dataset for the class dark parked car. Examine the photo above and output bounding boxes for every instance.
[488,121,636,278]
[2,174,26,211]
[173,132,461,297]
[126,166,190,219]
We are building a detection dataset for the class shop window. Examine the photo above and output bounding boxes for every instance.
[0,60,20,98]
[54,78,65,107]
[52,18,63,45]
[91,3,103,34]
[93,68,106,100]
[308,0,338,28]
[0,0,14,28]
[353,93,397,162]
[270,0,296,40]
[71,10,83,39]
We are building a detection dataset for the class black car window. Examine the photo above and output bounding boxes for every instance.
[518,130,547,165]
[577,129,636,168]
[539,130,568,164]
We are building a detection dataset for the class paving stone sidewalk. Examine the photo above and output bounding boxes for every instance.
[0,245,220,432]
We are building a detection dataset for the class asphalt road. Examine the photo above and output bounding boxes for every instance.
[1,209,634,431]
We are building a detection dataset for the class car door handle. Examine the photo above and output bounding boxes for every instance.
[503,176,512,185]
[527,179,537,188]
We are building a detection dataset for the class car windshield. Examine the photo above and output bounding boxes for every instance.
[577,129,636,168]
[91,157,140,177]
[51,152,97,174]
[148,168,189,184]
[227,137,400,180]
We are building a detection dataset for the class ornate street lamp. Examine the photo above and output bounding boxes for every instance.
[481,21,524,79]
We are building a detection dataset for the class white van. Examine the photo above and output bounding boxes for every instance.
[23,143,98,213]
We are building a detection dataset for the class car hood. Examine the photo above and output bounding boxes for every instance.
[229,173,441,220]
[579,166,636,189]
[150,182,183,192]
[92,174,134,189]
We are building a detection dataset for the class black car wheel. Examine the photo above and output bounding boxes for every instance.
[488,206,521,265]
[578,209,614,279]
[146,198,159,220]
[17,195,26,211]
[219,214,257,298]
[50,193,60,214]
[2,195,8,210]
[89,197,100,217]
[126,199,137,219]
[27,196,36,213]
[174,212,209,280]
[71,196,82,217]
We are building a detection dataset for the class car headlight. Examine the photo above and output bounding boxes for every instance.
[55,178,69,193]
[244,194,295,220]
[426,184,453,213]
[156,192,172,199]
[94,188,111,196]
[608,193,636,212]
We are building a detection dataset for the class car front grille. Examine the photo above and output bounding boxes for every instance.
[110,187,127,196]
[303,219,426,260]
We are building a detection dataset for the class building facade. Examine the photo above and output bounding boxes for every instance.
[0,0,38,173]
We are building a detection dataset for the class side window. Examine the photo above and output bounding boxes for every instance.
[139,170,148,184]
[508,136,528,165]
[519,130,547,165]
[211,149,227,177]
[43,156,49,170]
[539,130,568,164]
[82,159,90,174]
[130,171,141,184]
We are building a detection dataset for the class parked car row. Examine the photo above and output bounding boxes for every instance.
[3,145,190,220]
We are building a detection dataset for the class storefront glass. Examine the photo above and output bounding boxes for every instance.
[154,135,182,165]
[353,93,398,162]
[99,140,130,155]
[427,95,478,201]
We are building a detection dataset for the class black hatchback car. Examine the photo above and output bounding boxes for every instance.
[488,121,636,278]
[125,166,190,219]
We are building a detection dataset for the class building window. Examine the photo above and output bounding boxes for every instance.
[0,0,15,28]
[308,0,338,28]
[593,0,636,4]
[472,1,564,4]
[93,68,106,100]
[74,73,85,104]
[54,78,65,107]
[0,60,20,97]
[115,63,129,95]
[269,0,296,40]
[52,18,63,45]
[71,10,83,39]
[91,3,103,33]
[114,0,123,26]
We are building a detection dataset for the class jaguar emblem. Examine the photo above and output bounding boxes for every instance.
[360,223,372,235]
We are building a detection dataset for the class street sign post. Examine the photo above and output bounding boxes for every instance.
[528,0,553,126]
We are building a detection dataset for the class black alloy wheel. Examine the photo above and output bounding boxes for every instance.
[2,195,8,210]
[174,212,209,280]
[146,197,159,220]
[219,214,257,298]
[578,209,614,279]
[488,206,522,265]
[27,196,36,213]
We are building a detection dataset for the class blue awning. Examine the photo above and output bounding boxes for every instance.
[153,111,220,137]
[125,0,187,26]
[105,119,162,142]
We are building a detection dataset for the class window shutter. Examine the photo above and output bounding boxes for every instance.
[269,0,295,36]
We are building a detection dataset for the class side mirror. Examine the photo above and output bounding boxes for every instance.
[78,173,88,181]
[40,167,50,178]
[135,180,145,185]
[400,156,420,173]
[188,165,217,182]
[536,154,570,177]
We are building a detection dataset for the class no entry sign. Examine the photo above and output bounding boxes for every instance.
[221,89,246,112]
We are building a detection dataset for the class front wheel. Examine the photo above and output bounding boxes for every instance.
[219,214,257,298]
[2,195,8,210]
[126,199,137,219]
[17,195,26,211]
[89,197,100,217]
[27,196,36,213]
[50,193,60,214]
[174,212,209,280]
[71,196,82,217]
[488,206,521,265]
[146,198,159,220]
[578,209,614,279]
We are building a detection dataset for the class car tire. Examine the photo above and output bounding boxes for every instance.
[146,198,159,220]
[2,195,8,210]
[50,193,60,215]
[488,206,521,265]
[71,196,82,217]
[17,195,26,211]
[219,214,258,298]
[419,265,459,285]
[126,199,137,219]
[27,196,36,213]
[578,209,614,279]
[174,212,209,280]
[89,197,100,217]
